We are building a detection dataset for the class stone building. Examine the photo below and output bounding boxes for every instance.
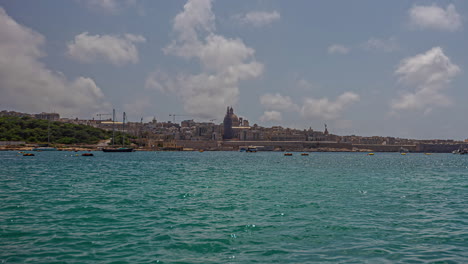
[223,107,236,139]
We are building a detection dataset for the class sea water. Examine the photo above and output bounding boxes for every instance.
[0,151,467,263]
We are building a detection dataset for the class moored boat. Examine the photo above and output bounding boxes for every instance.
[102,110,134,153]
[246,146,257,152]
[32,147,57,151]
[452,147,468,155]
[102,147,134,152]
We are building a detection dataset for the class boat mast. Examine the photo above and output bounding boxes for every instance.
[112,109,115,146]
[122,112,126,147]
[47,118,50,145]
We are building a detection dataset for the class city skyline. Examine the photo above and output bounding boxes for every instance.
[1,1,468,140]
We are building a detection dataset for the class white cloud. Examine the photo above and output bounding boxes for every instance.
[235,11,280,27]
[391,47,460,112]
[147,0,263,119]
[327,44,349,55]
[362,37,399,53]
[259,93,299,111]
[67,32,145,66]
[123,96,152,120]
[259,111,282,123]
[0,7,110,117]
[409,4,462,32]
[81,0,137,14]
[297,79,318,90]
[301,92,360,120]
[145,70,172,93]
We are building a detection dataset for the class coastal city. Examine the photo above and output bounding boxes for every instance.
[1,108,467,153]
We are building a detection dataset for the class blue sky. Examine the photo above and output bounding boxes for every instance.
[1,0,467,140]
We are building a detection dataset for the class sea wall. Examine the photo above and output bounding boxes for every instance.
[178,140,353,151]
[353,144,416,152]
[415,143,467,153]
[175,140,467,152]
[175,140,219,150]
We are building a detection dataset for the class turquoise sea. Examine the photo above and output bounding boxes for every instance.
[1,151,467,263]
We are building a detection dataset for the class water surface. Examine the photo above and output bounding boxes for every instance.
[1,151,467,263]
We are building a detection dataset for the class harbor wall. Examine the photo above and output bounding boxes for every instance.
[178,140,353,151]
[353,144,416,152]
[415,143,468,153]
[175,140,467,153]
[175,140,219,150]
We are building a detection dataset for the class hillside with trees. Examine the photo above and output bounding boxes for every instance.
[0,116,115,144]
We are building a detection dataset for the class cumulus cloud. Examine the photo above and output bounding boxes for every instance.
[391,47,460,113]
[362,37,399,53]
[0,7,110,117]
[409,4,462,31]
[123,96,152,120]
[147,0,263,119]
[297,79,318,90]
[67,32,146,66]
[327,44,349,55]
[259,93,299,111]
[301,92,360,120]
[81,0,137,14]
[259,111,282,123]
[234,11,280,27]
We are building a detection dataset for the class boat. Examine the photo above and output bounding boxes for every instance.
[367,153,374,156]
[33,117,57,151]
[452,147,468,155]
[401,153,407,155]
[81,153,94,156]
[246,146,257,152]
[301,153,309,156]
[284,153,293,156]
[102,110,134,153]
[23,153,35,156]
[399,147,409,153]
[102,147,134,152]
[32,147,57,151]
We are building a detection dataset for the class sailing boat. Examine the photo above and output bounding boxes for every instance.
[102,110,134,152]
[33,116,57,151]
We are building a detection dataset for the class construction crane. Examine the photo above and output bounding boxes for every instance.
[169,114,191,123]
[96,113,111,121]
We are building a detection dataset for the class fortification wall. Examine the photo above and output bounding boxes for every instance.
[353,144,416,152]
[176,140,219,150]
[175,140,466,153]
[303,142,353,150]
[416,143,467,153]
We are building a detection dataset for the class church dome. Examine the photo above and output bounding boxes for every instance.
[231,114,239,126]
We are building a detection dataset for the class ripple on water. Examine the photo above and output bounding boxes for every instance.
[1,151,467,263]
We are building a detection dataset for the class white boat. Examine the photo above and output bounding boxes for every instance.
[32,147,57,151]
[452,147,468,155]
